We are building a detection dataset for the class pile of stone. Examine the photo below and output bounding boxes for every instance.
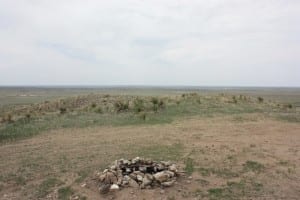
[95,157,179,194]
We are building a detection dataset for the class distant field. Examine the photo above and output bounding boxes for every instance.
[1,86,300,106]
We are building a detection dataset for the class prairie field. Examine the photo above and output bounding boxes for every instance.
[0,87,299,200]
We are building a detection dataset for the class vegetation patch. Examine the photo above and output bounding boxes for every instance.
[184,157,194,175]
[133,143,184,161]
[37,177,64,198]
[243,160,265,173]
[58,186,74,200]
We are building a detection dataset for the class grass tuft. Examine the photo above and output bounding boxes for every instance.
[243,160,265,173]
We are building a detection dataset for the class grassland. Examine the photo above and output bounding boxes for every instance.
[0,87,299,199]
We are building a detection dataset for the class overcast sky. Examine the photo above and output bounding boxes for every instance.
[0,0,299,86]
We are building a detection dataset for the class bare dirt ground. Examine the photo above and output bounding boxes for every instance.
[0,114,299,200]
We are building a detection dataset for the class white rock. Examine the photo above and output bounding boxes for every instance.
[110,184,119,191]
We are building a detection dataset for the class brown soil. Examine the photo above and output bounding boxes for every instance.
[0,114,299,200]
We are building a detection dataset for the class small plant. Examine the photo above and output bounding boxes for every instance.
[91,103,97,108]
[2,113,14,123]
[95,107,103,114]
[232,96,237,104]
[243,160,264,173]
[58,186,74,200]
[114,101,129,112]
[158,99,165,108]
[185,157,194,175]
[288,104,293,109]
[257,97,264,103]
[150,97,159,105]
[138,112,147,121]
[59,107,67,114]
[133,98,144,113]
[37,178,63,198]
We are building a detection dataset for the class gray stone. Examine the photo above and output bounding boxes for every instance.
[161,180,175,187]
[153,171,170,183]
[128,178,139,188]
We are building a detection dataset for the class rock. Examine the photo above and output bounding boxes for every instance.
[110,184,119,191]
[161,161,171,166]
[140,174,153,188]
[81,183,86,188]
[153,171,170,183]
[165,170,175,177]
[110,165,117,170]
[128,178,139,188]
[168,164,178,172]
[139,166,147,172]
[132,157,140,164]
[137,174,143,182]
[126,168,131,173]
[105,171,118,184]
[129,173,137,181]
[161,180,175,187]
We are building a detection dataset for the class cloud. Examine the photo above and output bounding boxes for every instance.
[0,0,299,86]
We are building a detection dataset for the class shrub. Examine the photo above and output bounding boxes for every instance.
[150,97,159,105]
[91,103,97,108]
[133,98,144,113]
[158,99,165,108]
[114,101,129,112]
[2,114,14,123]
[95,107,103,114]
[232,96,237,104]
[258,97,264,103]
[59,107,67,114]
[138,112,147,121]
[58,186,74,200]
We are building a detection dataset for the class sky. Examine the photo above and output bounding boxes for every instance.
[0,0,299,87]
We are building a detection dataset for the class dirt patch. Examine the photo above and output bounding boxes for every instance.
[0,114,299,199]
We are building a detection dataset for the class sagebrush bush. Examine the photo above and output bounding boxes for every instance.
[114,101,129,112]
[258,97,264,103]
[59,107,67,114]
[95,107,103,114]
[133,98,144,113]
[150,97,159,105]
[1,113,14,123]
[91,103,97,108]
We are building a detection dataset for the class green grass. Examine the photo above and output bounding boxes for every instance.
[37,177,64,198]
[132,143,184,161]
[75,169,91,183]
[197,167,238,178]
[58,186,74,200]
[1,93,297,142]
[206,179,263,200]
[243,160,265,173]
[185,157,195,175]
